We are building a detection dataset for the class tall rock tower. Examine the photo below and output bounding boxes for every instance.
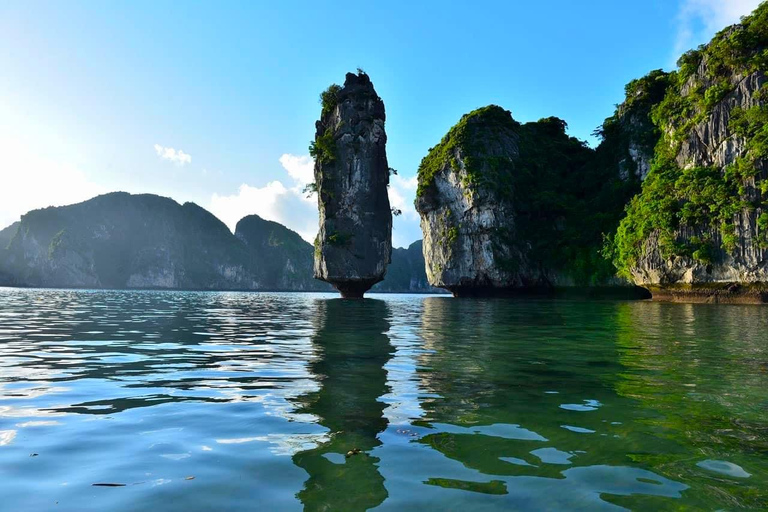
[312,71,392,298]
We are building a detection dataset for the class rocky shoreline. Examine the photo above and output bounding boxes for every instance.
[645,284,768,304]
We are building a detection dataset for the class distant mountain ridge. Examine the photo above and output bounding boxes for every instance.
[235,214,327,291]
[0,192,439,293]
[372,240,435,293]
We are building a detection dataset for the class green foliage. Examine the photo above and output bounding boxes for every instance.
[729,102,768,166]
[692,244,716,264]
[414,5,768,283]
[327,231,352,247]
[649,3,768,151]
[311,83,342,167]
[622,70,674,111]
[446,226,458,245]
[595,69,673,175]
[302,182,318,197]
[702,80,731,109]
[677,49,703,80]
[416,105,519,198]
[609,157,755,277]
[758,212,768,247]
[698,4,768,77]
[309,128,336,164]
[320,84,341,117]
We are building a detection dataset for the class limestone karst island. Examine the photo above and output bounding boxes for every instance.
[1,2,767,511]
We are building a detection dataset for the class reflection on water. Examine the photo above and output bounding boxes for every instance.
[292,299,393,510]
[0,289,766,510]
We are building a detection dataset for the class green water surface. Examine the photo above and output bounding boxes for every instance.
[0,289,765,510]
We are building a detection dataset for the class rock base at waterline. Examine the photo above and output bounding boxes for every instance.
[646,284,768,304]
[334,280,381,299]
[448,286,652,300]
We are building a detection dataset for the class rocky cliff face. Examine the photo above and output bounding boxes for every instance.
[0,222,18,250]
[596,70,672,182]
[312,71,392,297]
[609,5,768,302]
[414,107,524,296]
[0,222,19,285]
[415,106,639,297]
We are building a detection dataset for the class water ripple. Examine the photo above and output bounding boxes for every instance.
[0,289,765,510]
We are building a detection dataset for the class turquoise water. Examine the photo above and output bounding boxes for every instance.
[0,289,766,510]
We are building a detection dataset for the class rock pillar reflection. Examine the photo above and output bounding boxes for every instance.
[292,299,393,510]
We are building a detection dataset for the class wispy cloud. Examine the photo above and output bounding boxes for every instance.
[154,144,192,166]
[673,0,761,64]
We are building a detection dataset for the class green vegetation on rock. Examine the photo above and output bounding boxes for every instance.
[309,127,336,164]
[416,105,519,198]
[327,231,353,247]
[320,84,341,117]
[595,69,672,177]
[608,158,750,276]
[417,105,639,286]
[608,3,768,277]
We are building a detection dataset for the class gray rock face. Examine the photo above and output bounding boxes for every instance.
[676,70,766,169]
[625,141,653,181]
[415,108,527,296]
[600,69,672,183]
[312,72,392,298]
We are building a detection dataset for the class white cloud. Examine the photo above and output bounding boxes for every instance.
[208,154,319,242]
[208,155,424,248]
[388,174,422,249]
[278,154,314,186]
[0,135,105,229]
[154,144,192,166]
[674,0,761,63]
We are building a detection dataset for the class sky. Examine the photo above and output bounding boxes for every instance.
[0,0,763,248]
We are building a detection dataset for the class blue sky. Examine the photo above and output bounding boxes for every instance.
[0,0,762,247]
